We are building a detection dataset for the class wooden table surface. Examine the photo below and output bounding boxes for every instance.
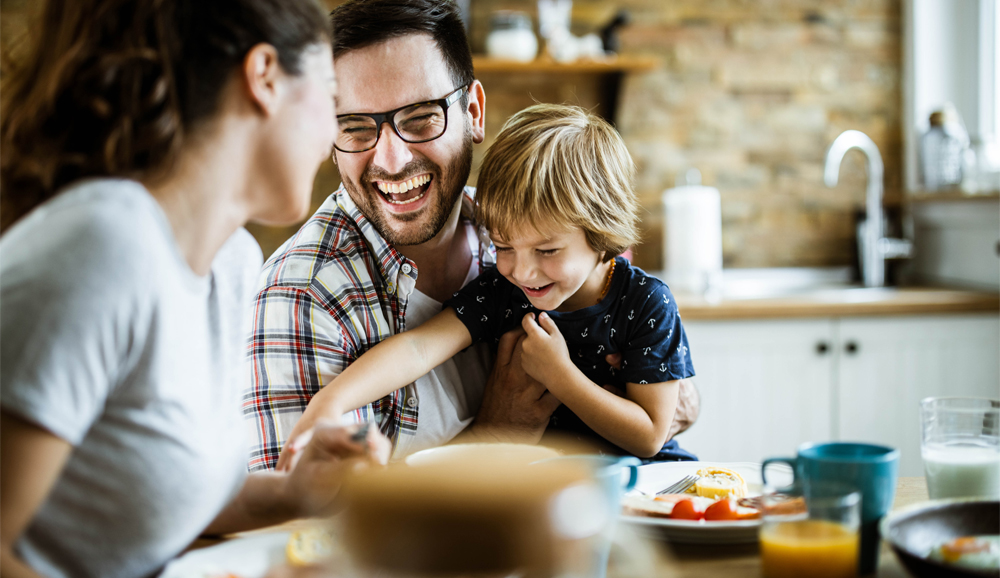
[653,477,928,578]
[193,477,929,577]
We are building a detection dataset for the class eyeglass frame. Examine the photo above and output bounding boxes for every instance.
[333,85,469,153]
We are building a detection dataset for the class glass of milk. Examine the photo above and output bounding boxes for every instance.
[920,397,1000,500]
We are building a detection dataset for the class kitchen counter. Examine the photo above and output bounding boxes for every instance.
[674,286,1000,320]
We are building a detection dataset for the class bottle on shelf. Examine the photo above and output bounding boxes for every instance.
[919,103,969,192]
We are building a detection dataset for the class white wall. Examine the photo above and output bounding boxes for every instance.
[911,199,1000,290]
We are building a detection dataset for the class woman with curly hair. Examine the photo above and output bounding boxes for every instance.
[0,1,389,576]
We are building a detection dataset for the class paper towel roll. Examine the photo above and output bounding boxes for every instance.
[662,184,722,294]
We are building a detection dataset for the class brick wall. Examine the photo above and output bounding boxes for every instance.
[469,0,903,271]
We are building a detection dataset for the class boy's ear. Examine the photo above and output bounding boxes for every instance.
[466,80,486,144]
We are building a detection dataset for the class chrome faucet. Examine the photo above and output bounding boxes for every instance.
[824,130,912,287]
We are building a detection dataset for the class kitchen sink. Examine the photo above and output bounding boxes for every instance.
[717,267,858,300]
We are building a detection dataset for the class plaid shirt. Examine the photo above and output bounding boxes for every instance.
[243,185,493,471]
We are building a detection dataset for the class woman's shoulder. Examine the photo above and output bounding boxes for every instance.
[1,179,177,296]
[5,179,168,253]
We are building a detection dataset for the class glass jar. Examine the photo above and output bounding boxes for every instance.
[486,11,537,62]
[920,104,969,190]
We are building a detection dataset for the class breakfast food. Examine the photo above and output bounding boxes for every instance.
[286,526,338,566]
[690,467,748,499]
[622,493,760,521]
[928,535,1000,572]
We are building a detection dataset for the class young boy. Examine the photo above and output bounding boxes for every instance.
[282,104,695,460]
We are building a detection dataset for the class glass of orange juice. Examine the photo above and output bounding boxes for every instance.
[759,481,861,578]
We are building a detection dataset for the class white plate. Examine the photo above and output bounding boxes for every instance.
[159,531,291,578]
[620,461,794,544]
[404,443,561,467]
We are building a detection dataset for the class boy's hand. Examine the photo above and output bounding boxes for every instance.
[520,312,572,385]
[467,328,560,444]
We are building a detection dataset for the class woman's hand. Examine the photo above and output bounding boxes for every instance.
[520,312,573,387]
[276,389,344,472]
[283,421,390,518]
[207,422,391,535]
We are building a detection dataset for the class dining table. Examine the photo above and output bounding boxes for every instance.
[651,476,927,578]
[186,476,930,577]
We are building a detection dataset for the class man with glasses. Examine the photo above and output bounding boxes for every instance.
[245,0,699,469]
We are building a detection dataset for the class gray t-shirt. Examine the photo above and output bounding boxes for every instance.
[0,179,261,578]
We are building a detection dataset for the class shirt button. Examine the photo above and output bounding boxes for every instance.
[401,264,412,274]
[406,397,418,408]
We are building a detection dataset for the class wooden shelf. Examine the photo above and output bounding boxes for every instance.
[472,54,659,74]
[908,189,1000,203]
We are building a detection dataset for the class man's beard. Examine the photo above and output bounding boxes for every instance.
[342,135,473,247]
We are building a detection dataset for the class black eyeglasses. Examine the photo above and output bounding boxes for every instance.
[334,85,468,153]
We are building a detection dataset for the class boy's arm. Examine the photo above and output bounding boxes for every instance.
[520,312,680,457]
[276,309,472,469]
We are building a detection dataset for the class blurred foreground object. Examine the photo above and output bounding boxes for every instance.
[336,443,668,577]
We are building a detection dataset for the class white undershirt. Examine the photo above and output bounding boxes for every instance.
[391,222,492,459]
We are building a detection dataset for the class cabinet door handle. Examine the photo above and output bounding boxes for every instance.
[816,342,829,355]
[845,341,859,354]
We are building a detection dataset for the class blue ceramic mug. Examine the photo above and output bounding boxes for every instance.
[537,455,640,578]
[762,442,900,575]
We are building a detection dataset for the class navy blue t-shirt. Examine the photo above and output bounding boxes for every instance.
[444,256,696,458]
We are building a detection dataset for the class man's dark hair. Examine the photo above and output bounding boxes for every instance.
[330,0,474,90]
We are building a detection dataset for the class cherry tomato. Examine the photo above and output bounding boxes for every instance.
[704,498,740,521]
[670,498,703,520]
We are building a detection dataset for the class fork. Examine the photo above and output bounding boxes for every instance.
[656,474,699,495]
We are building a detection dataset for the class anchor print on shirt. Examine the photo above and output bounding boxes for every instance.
[481,315,489,322]
[610,328,616,339]
[603,314,611,324]
[596,345,605,354]
[647,318,656,328]
[456,306,465,315]
[505,309,512,318]
[639,277,646,286]
[476,295,485,303]
[663,294,670,305]
[479,280,487,286]
[628,310,635,320]
[581,328,589,338]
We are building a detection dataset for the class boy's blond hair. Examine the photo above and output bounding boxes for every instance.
[475,103,641,262]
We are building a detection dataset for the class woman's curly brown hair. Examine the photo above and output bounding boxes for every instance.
[0,0,330,233]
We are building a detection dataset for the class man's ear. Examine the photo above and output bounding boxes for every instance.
[242,43,284,117]
[466,80,486,144]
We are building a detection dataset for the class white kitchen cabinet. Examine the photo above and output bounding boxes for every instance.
[679,318,836,465]
[677,313,1000,476]
[838,314,1000,476]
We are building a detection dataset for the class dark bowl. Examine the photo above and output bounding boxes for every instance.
[881,499,1000,578]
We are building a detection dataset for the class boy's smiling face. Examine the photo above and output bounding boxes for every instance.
[492,220,613,313]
